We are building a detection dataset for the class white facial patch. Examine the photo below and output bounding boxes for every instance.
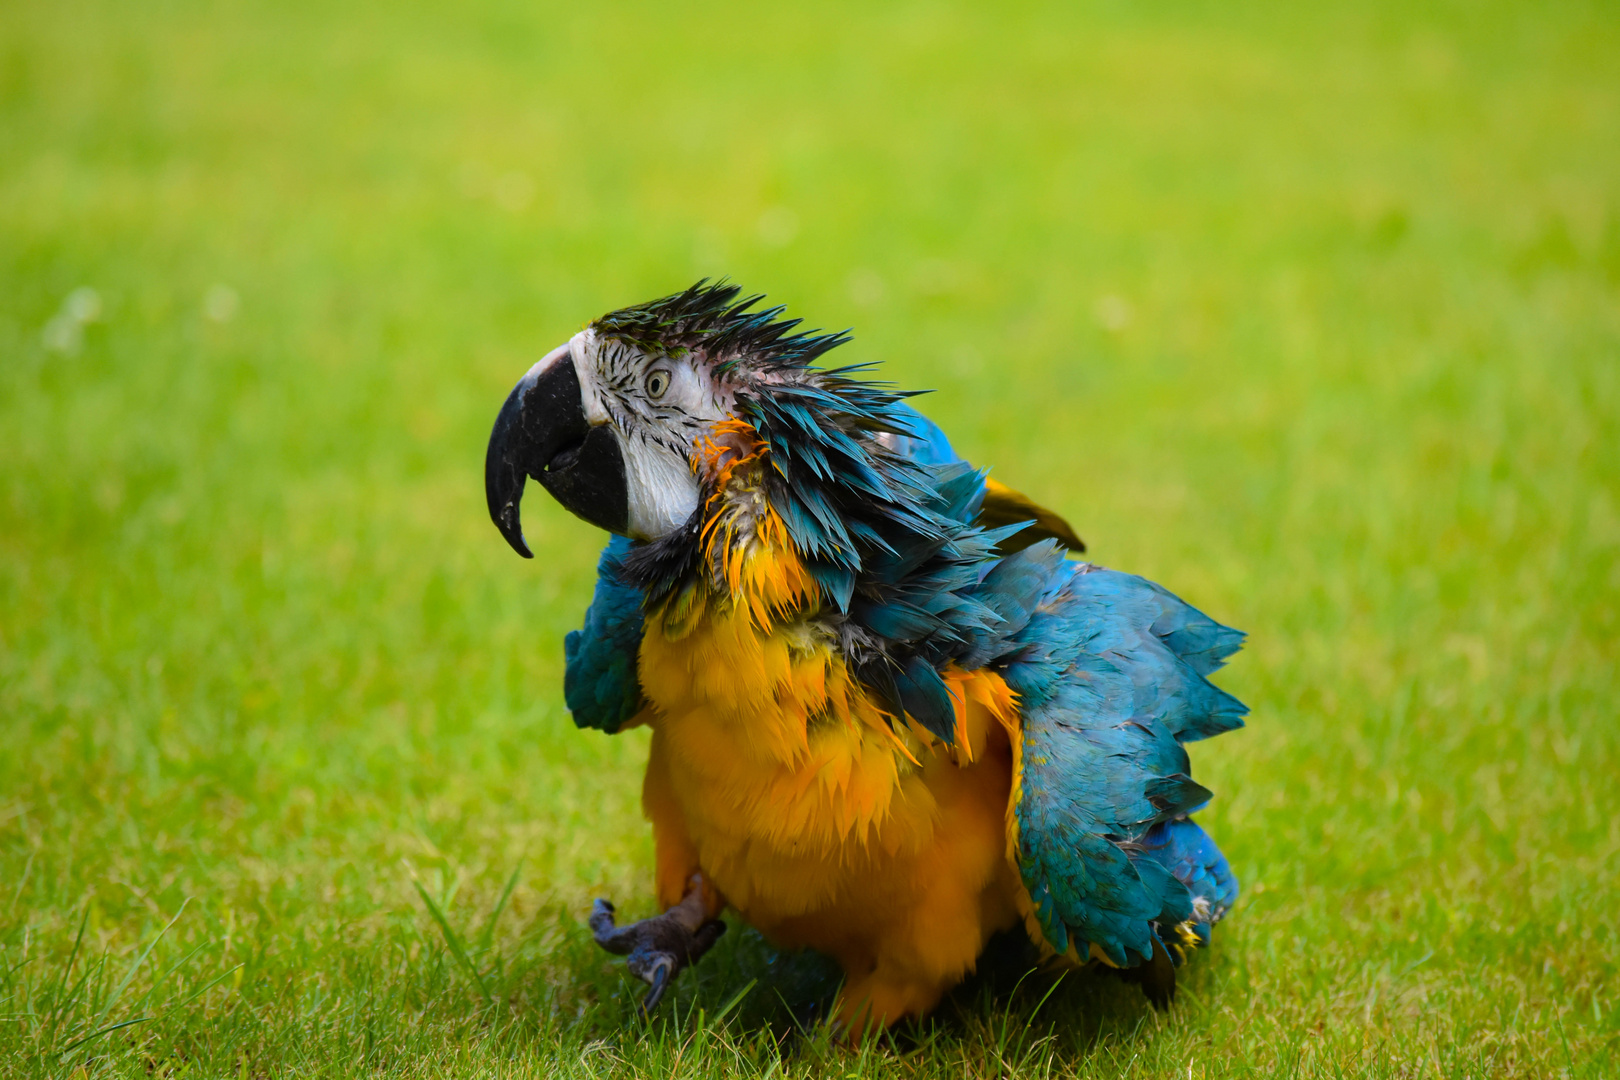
[568,328,734,541]
[622,446,701,539]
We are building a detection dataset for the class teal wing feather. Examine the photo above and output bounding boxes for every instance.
[563,535,646,733]
[998,560,1246,966]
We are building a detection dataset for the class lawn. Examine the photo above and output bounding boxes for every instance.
[2,0,1617,1075]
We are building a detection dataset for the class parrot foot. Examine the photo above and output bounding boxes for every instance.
[589,888,726,1014]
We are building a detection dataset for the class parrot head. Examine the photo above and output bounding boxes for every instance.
[485,280,857,557]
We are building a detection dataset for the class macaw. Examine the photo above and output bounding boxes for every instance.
[484,282,1245,1035]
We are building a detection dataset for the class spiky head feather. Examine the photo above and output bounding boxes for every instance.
[593,280,851,375]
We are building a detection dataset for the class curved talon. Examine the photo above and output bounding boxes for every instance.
[638,958,673,1013]
[589,892,727,1013]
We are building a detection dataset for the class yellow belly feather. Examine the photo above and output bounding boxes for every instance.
[636,517,1026,1028]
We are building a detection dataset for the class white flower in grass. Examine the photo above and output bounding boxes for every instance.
[65,286,102,323]
[205,283,240,322]
[42,286,102,354]
[1095,293,1133,332]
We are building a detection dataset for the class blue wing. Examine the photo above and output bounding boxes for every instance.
[883,403,961,466]
[999,560,1246,967]
[563,535,647,733]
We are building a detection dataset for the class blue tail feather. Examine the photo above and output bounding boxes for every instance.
[1139,818,1239,927]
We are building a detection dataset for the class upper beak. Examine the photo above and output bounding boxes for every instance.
[484,344,630,557]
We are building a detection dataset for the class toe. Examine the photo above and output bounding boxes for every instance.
[591,900,638,955]
[691,918,727,958]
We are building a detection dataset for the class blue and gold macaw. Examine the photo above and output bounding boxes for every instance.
[485,282,1245,1035]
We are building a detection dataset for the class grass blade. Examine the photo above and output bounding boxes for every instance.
[42,906,93,1045]
[710,978,757,1026]
[165,963,244,1013]
[413,880,491,1004]
[57,1015,154,1057]
[478,861,523,956]
[83,898,189,1039]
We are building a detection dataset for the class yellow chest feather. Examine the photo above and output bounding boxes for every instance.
[636,537,1018,933]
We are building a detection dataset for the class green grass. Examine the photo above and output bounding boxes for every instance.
[2,0,1617,1075]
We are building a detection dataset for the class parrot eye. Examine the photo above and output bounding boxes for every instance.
[645,369,672,400]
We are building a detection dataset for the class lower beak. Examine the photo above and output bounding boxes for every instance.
[484,347,629,557]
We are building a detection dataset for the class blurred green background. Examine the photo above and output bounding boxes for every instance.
[2,0,1617,1076]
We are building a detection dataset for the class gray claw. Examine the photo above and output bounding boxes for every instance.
[636,956,674,1012]
[590,891,726,1013]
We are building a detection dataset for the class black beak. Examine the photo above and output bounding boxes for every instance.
[485,348,630,557]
